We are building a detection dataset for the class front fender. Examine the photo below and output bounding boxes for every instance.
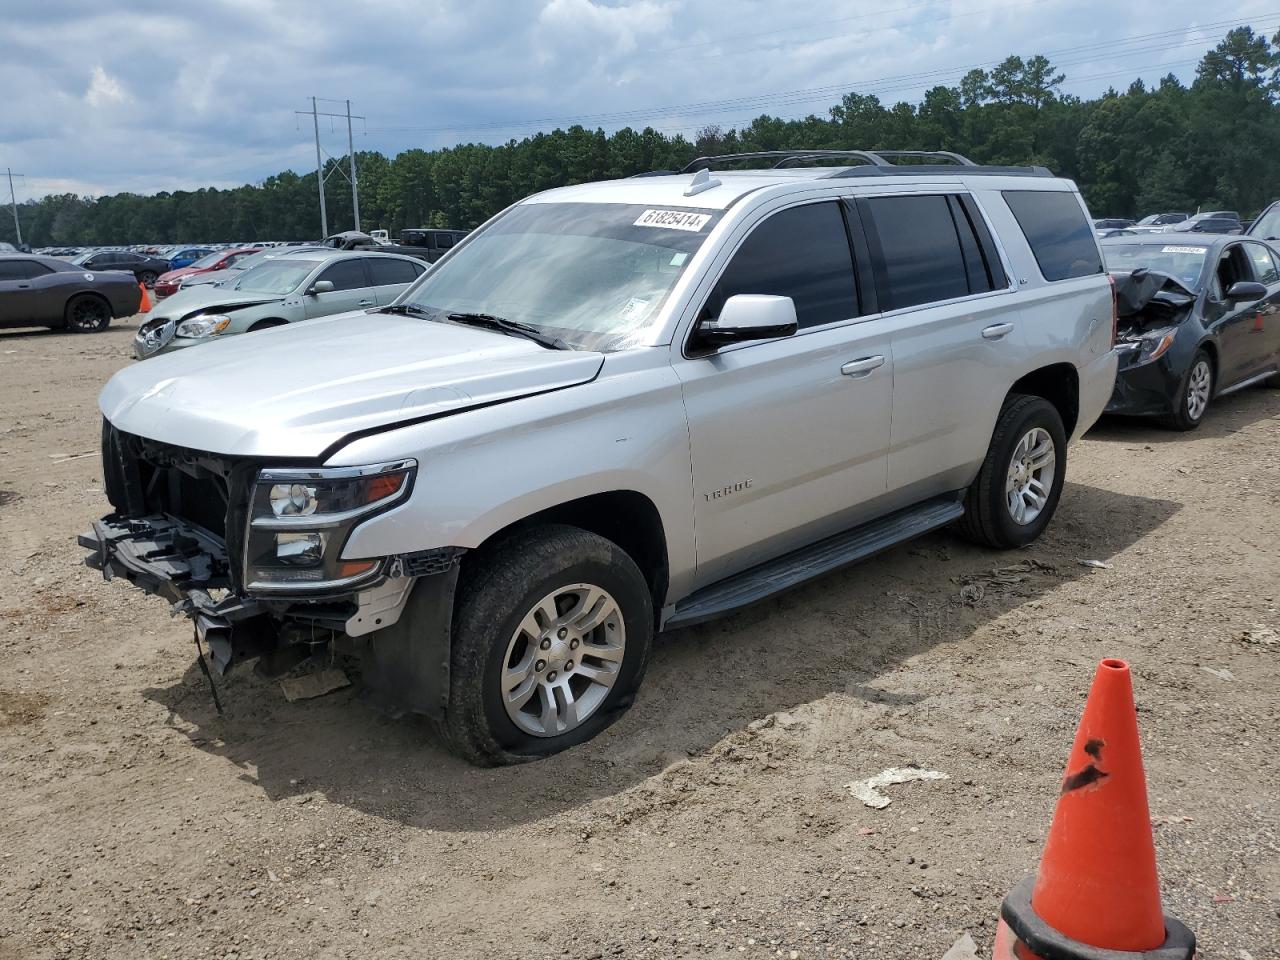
[330,359,698,601]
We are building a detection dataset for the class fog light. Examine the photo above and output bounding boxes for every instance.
[276,532,325,565]
[269,483,318,516]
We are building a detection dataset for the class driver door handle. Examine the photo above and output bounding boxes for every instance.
[841,355,885,377]
[982,322,1015,340]
[357,299,374,306]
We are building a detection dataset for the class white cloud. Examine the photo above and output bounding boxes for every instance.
[85,65,130,107]
[0,0,1269,196]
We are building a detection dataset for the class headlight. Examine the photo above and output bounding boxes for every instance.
[244,459,416,592]
[176,314,231,338]
[1136,328,1177,364]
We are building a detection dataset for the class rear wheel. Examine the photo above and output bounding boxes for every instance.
[64,295,111,333]
[1166,350,1213,430]
[443,524,653,766]
[138,271,157,288]
[957,394,1067,549]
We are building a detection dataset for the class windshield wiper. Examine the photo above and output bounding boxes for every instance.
[446,312,570,350]
[377,303,435,318]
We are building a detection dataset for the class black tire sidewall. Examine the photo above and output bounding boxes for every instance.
[450,527,653,763]
[65,295,109,333]
[139,272,157,287]
[983,398,1068,548]
[1173,351,1212,429]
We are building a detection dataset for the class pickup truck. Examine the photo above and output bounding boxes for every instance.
[82,149,1118,766]
[321,228,468,264]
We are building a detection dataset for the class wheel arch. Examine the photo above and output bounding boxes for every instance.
[1008,363,1080,438]
[467,489,670,619]
[248,317,289,332]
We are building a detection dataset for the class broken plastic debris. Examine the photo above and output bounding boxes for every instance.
[846,766,949,809]
[941,932,980,960]
[1077,559,1112,569]
[280,667,350,702]
[1200,666,1235,682]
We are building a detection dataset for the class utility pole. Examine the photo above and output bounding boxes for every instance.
[346,100,360,232]
[309,97,328,238]
[6,168,23,248]
[294,98,365,237]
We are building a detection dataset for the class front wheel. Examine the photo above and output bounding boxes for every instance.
[1166,350,1213,431]
[956,394,1067,549]
[443,524,653,766]
[138,271,157,288]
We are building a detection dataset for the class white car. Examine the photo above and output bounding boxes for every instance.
[84,149,1117,765]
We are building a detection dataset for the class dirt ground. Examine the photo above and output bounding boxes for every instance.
[0,316,1277,960]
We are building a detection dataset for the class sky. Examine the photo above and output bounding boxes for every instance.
[3,0,1279,200]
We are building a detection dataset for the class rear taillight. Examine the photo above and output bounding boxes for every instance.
[1107,274,1118,346]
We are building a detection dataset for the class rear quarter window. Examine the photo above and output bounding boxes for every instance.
[1003,190,1103,282]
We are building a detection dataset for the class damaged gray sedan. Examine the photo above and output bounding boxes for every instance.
[133,249,425,359]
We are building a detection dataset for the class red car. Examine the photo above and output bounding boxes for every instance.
[153,247,262,298]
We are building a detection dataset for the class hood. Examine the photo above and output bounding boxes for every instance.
[183,267,235,287]
[158,267,198,283]
[100,311,605,459]
[147,284,284,320]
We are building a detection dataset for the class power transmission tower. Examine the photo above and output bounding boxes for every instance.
[295,99,366,238]
[6,168,24,247]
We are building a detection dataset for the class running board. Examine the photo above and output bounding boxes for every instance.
[665,495,965,629]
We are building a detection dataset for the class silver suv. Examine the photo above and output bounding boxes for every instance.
[82,150,1118,765]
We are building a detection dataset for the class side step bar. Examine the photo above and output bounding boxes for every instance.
[665,495,965,629]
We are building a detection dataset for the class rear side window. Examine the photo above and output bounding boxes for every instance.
[0,260,52,280]
[1003,190,1103,281]
[317,258,371,291]
[861,195,990,310]
[435,233,455,249]
[706,201,858,330]
[368,258,421,285]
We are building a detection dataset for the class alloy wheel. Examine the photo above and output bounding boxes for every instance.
[500,583,625,737]
[1186,360,1212,421]
[1005,426,1056,525]
[68,298,108,331]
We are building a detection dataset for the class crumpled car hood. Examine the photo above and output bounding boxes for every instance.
[148,285,284,319]
[101,311,605,458]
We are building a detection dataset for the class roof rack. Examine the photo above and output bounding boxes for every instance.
[681,149,977,172]
[678,149,1052,179]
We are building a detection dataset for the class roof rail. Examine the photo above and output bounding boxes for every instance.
[827,163,1053,179]
[680,149,979,172]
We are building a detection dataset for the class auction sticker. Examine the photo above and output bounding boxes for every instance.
[634,209,711,232]
[1161,245,1207,254]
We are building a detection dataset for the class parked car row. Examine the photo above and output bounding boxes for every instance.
[1094,210,1246,238]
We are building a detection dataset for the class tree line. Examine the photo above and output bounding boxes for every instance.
[6,27,1280,248]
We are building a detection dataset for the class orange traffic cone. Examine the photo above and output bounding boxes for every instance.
[138,282,151,314]
[993,658,1195,960]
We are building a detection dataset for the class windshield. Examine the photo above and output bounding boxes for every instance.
[231,260,315,294]
[188,251,224,270]
[1101,243,1209,289]
[395,202,720,351]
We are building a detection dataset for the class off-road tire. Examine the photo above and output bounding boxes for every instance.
[64,294,111,333]
[956,394,1067,549]
[1165,349,1213,431]
[442,524,653,766]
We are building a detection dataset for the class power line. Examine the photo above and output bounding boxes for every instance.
[361,14,1273,137]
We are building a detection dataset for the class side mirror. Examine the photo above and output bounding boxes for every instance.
[697,294,798,346]
[1226,280,1267,302]
[308,280,335,295]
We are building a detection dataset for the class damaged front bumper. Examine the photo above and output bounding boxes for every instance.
[79,514,462,716]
